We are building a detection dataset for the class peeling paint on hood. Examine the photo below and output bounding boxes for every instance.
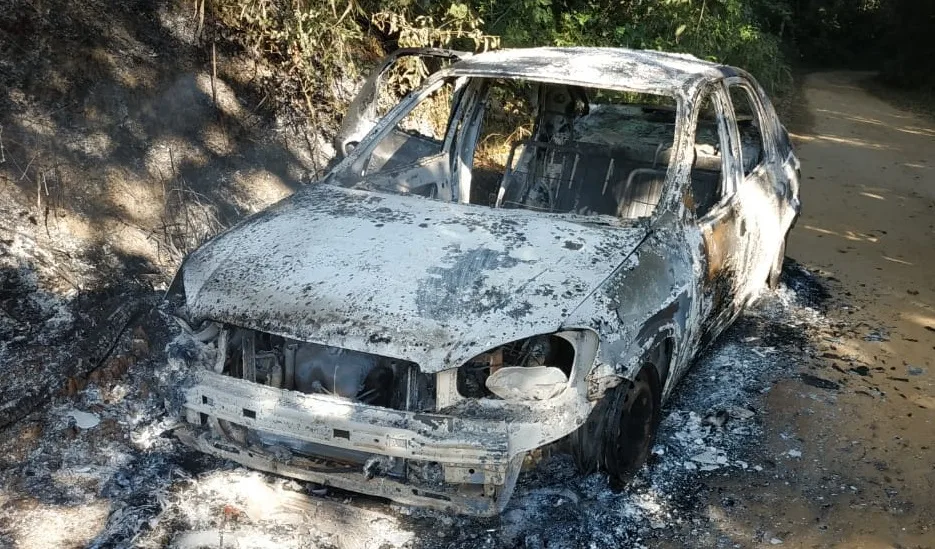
[182,184,645,372]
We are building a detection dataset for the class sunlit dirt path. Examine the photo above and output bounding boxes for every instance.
[708,71,935,548]
[789,71,935,316]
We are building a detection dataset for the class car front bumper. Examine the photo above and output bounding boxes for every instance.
[177,370,587,515]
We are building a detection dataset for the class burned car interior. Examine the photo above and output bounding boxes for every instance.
[170,47,801,516]
[333,74,681,221]
[334,68,768,225]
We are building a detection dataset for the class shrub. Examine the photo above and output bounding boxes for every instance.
[209,0,797,135]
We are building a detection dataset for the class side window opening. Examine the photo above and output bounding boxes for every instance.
[728,85,768,177]
[470,80,537,205]
[690,93,729,218]
[374,55,457,120]
[472,81,677,220]
[338,52,462,157]
[363,79,456,176]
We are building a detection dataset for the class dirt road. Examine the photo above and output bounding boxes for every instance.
[703,72,935,547]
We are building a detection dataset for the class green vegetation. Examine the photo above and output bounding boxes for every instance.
[471,0,791,94]
[207,0,934,132]
[878,1,935,91]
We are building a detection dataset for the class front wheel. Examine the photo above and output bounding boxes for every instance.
[570,365,662,488]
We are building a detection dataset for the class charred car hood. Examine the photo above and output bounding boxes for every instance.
[181,184,644,372]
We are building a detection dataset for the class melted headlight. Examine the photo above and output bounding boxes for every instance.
[456,334,574,400]
[485,366,568,400]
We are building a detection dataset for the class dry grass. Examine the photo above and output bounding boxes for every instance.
[474,123,532,172]
[474,86,536,172]
[152,149,225,268]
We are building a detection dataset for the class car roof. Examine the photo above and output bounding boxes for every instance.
[448,47,734,96]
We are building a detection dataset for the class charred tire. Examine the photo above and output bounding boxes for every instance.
[570,365,662,488]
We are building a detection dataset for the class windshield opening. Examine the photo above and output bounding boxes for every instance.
[484,84,678,219]
[336,75,679,220]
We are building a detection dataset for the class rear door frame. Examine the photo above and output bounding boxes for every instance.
[723,75,793,299]
[689,80,750,344]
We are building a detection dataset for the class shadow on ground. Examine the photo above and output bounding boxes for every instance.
[0,0,325,287]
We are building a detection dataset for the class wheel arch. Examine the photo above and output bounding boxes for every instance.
[648,334,675,390]
[625,309,682,391]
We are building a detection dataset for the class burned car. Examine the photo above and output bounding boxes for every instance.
[167,47,801,515]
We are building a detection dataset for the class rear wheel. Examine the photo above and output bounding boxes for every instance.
[570,364,662,488]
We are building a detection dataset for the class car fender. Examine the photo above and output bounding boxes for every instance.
[563,221,696,402]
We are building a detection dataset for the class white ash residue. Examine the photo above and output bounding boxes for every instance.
[0,248,76,352]
[0,266,827,549]
[407,279,826,548]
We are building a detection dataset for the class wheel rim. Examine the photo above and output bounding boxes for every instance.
[611,370,657,475]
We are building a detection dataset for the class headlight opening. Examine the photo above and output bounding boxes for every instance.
[456,334,576,400]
